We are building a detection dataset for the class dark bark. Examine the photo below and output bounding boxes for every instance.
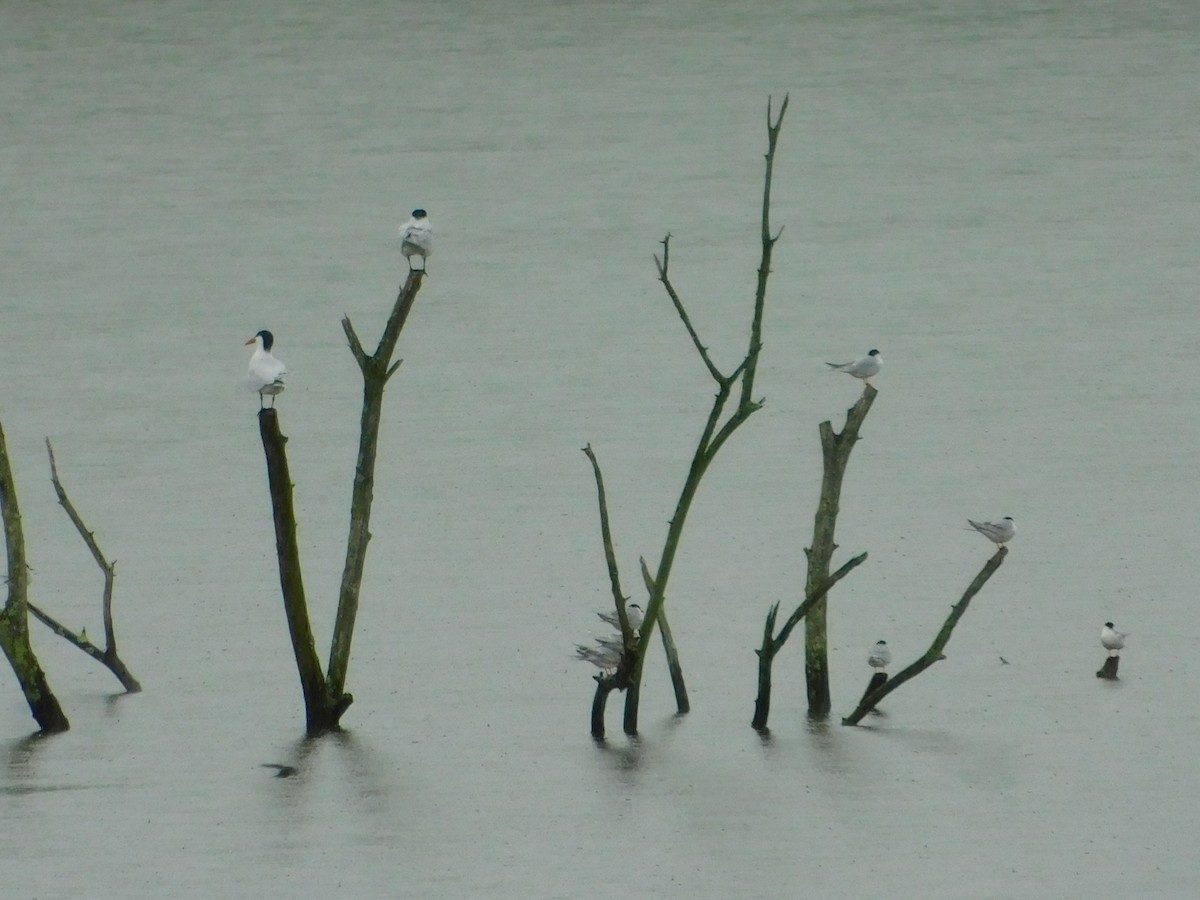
[1096,656,1120,680]
[804,385,877,717]
[257,408,348,733]
[857,671,888,708]
[591,680,615,740]
[0,422,69,734]
[842,547,1008,725]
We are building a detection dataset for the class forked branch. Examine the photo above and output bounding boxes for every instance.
[26,440,142,692]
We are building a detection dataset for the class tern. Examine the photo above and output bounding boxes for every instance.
[1101,622,1128,656]
[597,603,644,633]
[574,643,623,673]
[868,640,892,671]
[827,349,881,384]
[399,209,433,272]
[968,517,1015,545]
[245,330,288,408]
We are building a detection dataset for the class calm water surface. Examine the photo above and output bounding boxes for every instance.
[2,1,1198,897]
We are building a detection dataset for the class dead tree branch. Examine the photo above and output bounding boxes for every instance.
[0,422,69,733]
[256,269,425,734]
[594,95,787,737]
[842,547,1008,725]
[26,440,142,692]
[752,551,867,730]
[803,384,878,718]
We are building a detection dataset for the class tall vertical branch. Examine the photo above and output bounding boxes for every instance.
[258,408,332,733]
[592,96,787,737]
[803,384,877,717]
[328,269,425,698]
[0,422,69,733]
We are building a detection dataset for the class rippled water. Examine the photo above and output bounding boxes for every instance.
[3,1,1199,897]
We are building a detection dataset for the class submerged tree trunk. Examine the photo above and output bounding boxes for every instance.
[258,409,348,733]
[804,385,877,717]
[0,422,69,734]
[255,270,424,735]
[752,552,867,731]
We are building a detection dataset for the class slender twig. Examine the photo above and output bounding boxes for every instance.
[842,547,1008,725]
[582,444,634,646]
[654,236,727,384]
[46,441,116,645]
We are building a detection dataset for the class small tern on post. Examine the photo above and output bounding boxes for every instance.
[1101,622,1128,656]
[399,208,433,272]
[826,349,881,384]
[967,516,1015,545]
[245,330,287,409]
[868,640,892,671]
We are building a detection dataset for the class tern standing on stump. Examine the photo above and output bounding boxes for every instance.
[1101,622,1127,656]
[968,516,1015,546]
[400,208,432,272]
[859,639,892,709]
[827,349,881,385]
[1097,621,1128,680]
[245,330,287,409]
[868,640,892,672]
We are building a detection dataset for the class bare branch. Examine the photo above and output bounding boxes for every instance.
[582,444,633,643]
[46,440,116,646]
[342,316,368,368]
[842,547,1008,725]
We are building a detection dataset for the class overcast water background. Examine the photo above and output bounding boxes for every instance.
[3,1,1199,897]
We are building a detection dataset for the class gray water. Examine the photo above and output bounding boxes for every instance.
[3,1,1198,897]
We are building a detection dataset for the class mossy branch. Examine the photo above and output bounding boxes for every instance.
[616,97,788,736]
[804,383,878,717]
[0,421,70,733]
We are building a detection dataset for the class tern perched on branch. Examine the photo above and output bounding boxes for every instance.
[967,517,1016,545]
[1101,622,1128,656]
[574,643,623,674]
[399,208,433,272]
[827,349,881,384]
[245,330,287,409]
[597,603,644,634]
[868,640,892,671]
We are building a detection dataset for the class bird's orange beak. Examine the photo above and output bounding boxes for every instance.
[244,337,256,345]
